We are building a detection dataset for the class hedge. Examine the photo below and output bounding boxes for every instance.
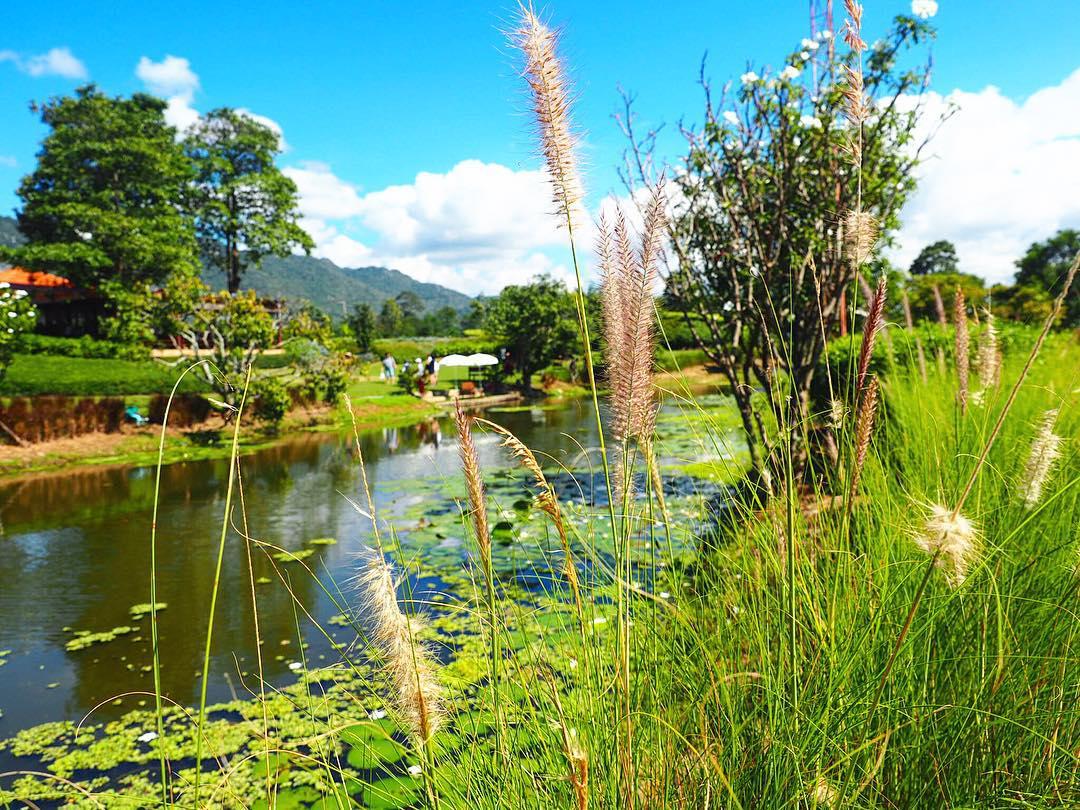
[0,355,211,397]
[18,334,151,361]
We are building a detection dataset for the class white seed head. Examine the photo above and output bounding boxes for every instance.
[916,504,979,588]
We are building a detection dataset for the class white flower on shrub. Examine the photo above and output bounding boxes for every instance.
[0,285,37,379]
[723,110,739,125]
[740,71,759,84]
[780,65,801,80]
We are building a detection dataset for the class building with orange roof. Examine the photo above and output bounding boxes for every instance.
[0,266,104,336]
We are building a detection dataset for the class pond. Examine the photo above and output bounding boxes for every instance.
[0,394,744,762]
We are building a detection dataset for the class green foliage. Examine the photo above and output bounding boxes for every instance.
[184,109,313,293]
[16,333,150,361]
[0,355,208,396]
[904,271,987,322]
[484,275,577,392]
[991,282,1055,323]
[251,376,290,427]
[180,290,276,403]
[1014,228,1080,326]
[377,298,403,337]
[347,303,377,353]
[0,283,38,383]
[281,302,332,344]
[908,239,959,276]
[1,86,200,323]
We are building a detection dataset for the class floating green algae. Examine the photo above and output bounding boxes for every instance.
[128,601,167,619]
[64,625,135,651]
[273,548,316,563]
[307,537,338,546]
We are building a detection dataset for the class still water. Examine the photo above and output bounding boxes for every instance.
[0,401,604,739]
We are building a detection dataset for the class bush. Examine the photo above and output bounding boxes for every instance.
[19,333,152,361]
[0,355,209,396]
[252,376,290,427]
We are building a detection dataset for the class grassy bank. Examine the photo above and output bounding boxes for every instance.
[4,318,1076,805]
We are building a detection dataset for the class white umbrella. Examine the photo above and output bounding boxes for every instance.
[438,354,472,367]
[464,353,499,366]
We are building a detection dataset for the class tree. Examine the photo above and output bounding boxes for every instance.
[185,109,314,294]
[660,15,938,482]
[1014,229,1080,327]
[348,303,377,352]
[484,275,577,393]
[395,290,424,320]
[281,302,332,344]
[378,298,404,336]
[1,86,199,330]
[179,290,276,405]
[905,272,987,323]
[910,239,959,276]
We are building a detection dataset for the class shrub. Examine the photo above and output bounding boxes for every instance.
[18,333,151,361]
[252,376,290,427]
[0,355,209,396]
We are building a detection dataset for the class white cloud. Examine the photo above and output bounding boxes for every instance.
[135,55,198,99]
[891,67,1080,284]
[0,156,16,168]
[236,108,287,150]
[286,159,575,294]
[0,46,87,79]
[136,55,200,133]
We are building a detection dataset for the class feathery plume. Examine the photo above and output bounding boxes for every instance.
[844,211,877,268]
[976,309,1001,389]
[848,377,879,507]
[855,277,887,394]
[810,775,839,807]
[1019,409,1062,508]
[512,7,582,226]
[916,504,979,588]
[455,406,490,565]
[354,550,443,743]
[829,398,847,431]
[954,287,969,414]
[602,183,666,444]
[474,418,582,605]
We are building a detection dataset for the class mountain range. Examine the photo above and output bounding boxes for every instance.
[0,215,472,316]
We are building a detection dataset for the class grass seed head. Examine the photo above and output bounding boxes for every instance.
[1019,409,1062,508]
[917,504,979,588]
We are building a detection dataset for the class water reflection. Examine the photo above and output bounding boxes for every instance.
[0,399,598,736]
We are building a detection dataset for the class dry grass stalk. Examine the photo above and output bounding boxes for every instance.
[901,290,928,382]
[454,406,491,565]
[544,670,589,810]
[848,377,879,508]
[829,398,847,431]
[355,550,443,743]
[932,284,947,325]
[855,277,887,394]
[841,0,869,166]
[954,287,970,414]
[916,504,979,587]
[511,6,581,227]
[976,308,1001,389]
[1019,409,1062,508]
[844,212,878,268]
[474,418,583,608]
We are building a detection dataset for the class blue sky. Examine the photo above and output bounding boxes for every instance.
[3,1,1080,293]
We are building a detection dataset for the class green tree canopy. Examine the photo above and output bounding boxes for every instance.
[1014,229,1080,326]
[184,108,313,293]
[910,239,959,276]
[348,303,377,352]
[905,272,986,323]
[378,298,404,336]
[2,85,199,304]
[484,275,577,392]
